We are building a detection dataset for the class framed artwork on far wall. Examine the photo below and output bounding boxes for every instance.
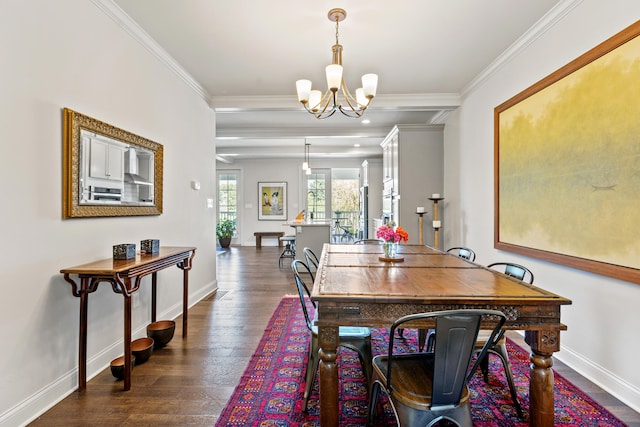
[258,181,287,221]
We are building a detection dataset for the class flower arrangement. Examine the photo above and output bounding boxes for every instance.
[376,222,409,243]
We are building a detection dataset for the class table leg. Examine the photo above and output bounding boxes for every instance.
[151,272,157,322]
[525,330,559,427]
[182,267,189,337]
[177,252,195,338]
[318,325,339,427]
[123,293,132,391]
[78,278,89,391]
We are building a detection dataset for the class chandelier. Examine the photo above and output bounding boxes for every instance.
[295,8,378,119]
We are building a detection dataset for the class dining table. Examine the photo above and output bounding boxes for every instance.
[310,243,572,427]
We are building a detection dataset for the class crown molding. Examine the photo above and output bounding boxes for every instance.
[461,0,583,97]
[91,0,210,101]
[210,93,461,112]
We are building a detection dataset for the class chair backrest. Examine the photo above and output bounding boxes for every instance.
[487,262,534,284]
[303,247,319,273]
[353,239,382,245]
[386,309,506,409]
[446,246,476,262]
[291,259,316,331]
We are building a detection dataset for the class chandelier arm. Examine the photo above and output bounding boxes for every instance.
[316,89,336,115]
[338,79,367,114]
[302,88,331,115]
[314,102,338,119]
[338,105,365,118]
[305,91,338,120]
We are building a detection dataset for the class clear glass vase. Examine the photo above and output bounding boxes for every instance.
[383,241,397,258]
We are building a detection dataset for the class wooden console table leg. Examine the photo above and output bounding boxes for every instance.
[177,253,194,338]
[182,268,189,337]
[78,278,89,391]
[151,272,157,323]
[318,325,339,427]
[525,330,559,427]
[123,291,132,391]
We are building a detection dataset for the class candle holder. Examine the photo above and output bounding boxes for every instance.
[428,195,444,249]
[415,210,426,245]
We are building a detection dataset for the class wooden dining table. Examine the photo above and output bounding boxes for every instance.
[310,243,572,427]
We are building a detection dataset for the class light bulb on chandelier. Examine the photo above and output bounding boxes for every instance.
[295,8,378,119]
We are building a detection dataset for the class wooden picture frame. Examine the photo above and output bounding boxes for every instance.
[494,21,640,284]
[62,108,163,218]
[258,182,287,221]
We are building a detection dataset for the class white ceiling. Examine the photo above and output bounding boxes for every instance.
[110,0,562,161]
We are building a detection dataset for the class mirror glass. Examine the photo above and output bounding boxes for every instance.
[63,108,163,218]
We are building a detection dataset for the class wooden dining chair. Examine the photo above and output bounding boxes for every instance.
[367,309,506,427]
[291,260,373,412]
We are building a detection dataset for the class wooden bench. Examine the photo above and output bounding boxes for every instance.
[253,231,284,248]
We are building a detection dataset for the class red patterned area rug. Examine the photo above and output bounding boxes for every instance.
[216,297,625,426]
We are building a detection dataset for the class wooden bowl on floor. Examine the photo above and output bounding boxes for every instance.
[110,355,135,380]
[131,337,154,364]
[147,320,175,348]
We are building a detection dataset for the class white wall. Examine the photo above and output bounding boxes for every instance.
[0,1,217,425]
[443,0,640,411]
[217,157,374,246]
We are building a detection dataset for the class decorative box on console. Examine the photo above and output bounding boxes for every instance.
[141,239,160,254]
[113,244,136,260]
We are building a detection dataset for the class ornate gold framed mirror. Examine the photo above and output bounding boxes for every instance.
[62,108,163,218]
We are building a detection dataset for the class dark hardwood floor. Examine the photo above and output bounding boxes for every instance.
[30,246,639,426]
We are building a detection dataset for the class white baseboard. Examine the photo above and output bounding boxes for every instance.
[556,343,640,414]
[1,280,218,427]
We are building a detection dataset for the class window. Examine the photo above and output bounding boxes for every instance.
[304,168,360,242]
[331,168,360,242]
[217,170,239,238]
[306,169,330,220]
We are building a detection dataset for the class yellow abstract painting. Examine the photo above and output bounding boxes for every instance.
[495,21,640,283]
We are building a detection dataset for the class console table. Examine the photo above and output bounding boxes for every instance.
[60,246,196,391]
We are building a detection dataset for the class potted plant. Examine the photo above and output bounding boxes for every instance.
[216,219,235,248]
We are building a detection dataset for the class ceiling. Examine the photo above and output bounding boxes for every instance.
[110,0,561,161]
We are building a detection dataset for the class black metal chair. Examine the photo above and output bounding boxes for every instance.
[487,262,534,284]
[367,309,506,427]
[291,260,373,412]
[302,247,319,280]
[470,262,535,419]
[446,246,476,261]
[412,247,477,352]
[353,239,382,244]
